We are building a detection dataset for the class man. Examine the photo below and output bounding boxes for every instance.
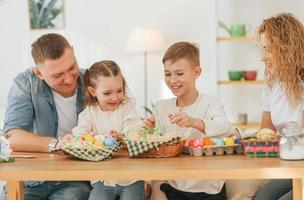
[3,33,91,200]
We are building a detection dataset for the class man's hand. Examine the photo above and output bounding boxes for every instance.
[8,129,54,153]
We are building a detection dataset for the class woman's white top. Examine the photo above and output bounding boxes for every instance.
[153,93,231,193]
[262,84,304,133]
[72,99,141,187]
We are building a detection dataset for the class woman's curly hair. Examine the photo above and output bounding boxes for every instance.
[257,13,304,107]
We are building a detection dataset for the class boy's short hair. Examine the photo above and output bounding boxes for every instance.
[31,33,71,64]
[162,41,200,67]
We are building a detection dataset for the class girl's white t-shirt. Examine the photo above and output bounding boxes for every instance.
[72,99,141,136]
[262,84,304,133]
[153,93,232,193]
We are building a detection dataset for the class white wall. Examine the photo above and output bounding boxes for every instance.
[1,0,304,126]
[0,0,217,122]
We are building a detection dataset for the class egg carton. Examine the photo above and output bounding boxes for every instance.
[184,144,243,156]
[242,140,279,157]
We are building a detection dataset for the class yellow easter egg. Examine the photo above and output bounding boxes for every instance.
[225,138,235,145]
[93,140,103,147]
[83,134,94,142]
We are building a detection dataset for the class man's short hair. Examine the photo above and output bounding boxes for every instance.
[162,41,200,67]
[31,33,71,64]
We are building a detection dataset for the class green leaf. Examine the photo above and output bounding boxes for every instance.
[30,0,63,29]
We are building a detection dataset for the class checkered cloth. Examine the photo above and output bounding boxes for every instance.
[126,137,181,157]
[55,143,121,162]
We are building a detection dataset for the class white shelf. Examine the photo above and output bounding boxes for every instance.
[233,123,260,130]
[217,36,256,42]
[218,80,264,85]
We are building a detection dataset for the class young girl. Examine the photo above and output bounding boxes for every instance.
[72,60,147,200]
[149,42,231,200]
[254,13,304,200]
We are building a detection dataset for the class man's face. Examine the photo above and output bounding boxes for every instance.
[35,47,79,97]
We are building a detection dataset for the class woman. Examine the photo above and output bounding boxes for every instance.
[254,13,304,200]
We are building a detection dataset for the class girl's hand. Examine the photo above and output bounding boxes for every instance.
[87,131,96,136]
[109,130,123,142]
[168,112,194,128]
[144,182,152,198]
[143,117,155,128]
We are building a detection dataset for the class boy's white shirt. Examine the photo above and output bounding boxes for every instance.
[72,99,141,187]
[154,93,232,193]
[154,93,231,140]
[263,84,304,133]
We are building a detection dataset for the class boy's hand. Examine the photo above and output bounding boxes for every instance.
[143,117,155,128]
[168,112,194,128]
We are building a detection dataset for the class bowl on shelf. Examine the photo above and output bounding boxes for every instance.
[243,70,257,80]
[228,70,243,81]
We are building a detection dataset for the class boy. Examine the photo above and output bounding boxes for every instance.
[151,42,231,200]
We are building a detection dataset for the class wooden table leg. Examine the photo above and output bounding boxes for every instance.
[7,181,23,200]
[293,178,303,200]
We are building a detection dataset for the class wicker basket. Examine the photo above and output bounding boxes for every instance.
[134,139,185,158]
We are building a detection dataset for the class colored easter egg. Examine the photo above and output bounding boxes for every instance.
[83,134,94,142]
[213,138,225,146]
[203,138,213,146]
[234,138,241,144]
[93,140,103,147]
[104,136,117,147]
[225,138,235,145]
[188,139,203,148]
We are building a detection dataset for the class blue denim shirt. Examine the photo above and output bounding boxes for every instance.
[3,68,84,136]
[3,68,84,187]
